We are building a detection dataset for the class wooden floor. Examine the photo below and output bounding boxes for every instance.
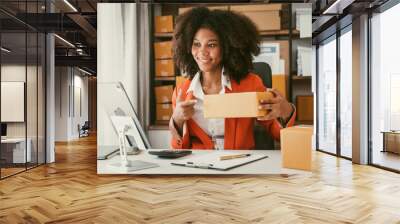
[373,151,400,171]
[1,135,400,223]
[1,167,26,178]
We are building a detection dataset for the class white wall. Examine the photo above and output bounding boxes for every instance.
[55,67,89,141]
[148,130,171,149]
[1,65,37,138]
[1,64,46,163]
[97,3,138,147]
[72,73,89,138]
[55,67,68,141]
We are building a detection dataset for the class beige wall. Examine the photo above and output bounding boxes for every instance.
[1,64,45,162]
[1,65,43,138]
[97,3,138,147]
[54,67,89,141]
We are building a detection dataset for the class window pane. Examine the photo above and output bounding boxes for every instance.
[340,29,352,158]
[1,31,28,178]
[27,31,38,169]
[371,3,400,171]
[318,37,337,154]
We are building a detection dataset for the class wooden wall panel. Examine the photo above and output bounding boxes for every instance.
[88,77,97,132]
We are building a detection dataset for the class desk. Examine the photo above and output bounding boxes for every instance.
[381,131,400,154]
[97,149,307,175]
[1,138,32,163]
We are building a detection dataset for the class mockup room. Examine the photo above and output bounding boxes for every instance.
[97,2,314,174]
[1,0,400,223]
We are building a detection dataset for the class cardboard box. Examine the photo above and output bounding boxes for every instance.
[230,4,289,31]
[203,92,274,118]
[155,59,175,77]
[242,11,281,31]
[230,4,285,12]
[154,15,174,33]
[176,76,187,88]
[156,103,173,121]
[272,74,287,99]
[280,125,313,171]
[155,85,173,103]
[296,95,313,121]
[154,41,173,59]
[179,6,229,14]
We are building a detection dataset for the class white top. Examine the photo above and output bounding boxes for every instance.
[186,68,231,149]
[97,149,309,175]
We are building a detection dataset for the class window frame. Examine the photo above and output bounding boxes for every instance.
[315,21,353,160]
[368,0,400,173]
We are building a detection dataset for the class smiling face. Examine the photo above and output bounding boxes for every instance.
[191,28,222,74]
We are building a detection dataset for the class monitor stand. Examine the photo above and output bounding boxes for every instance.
[109,160,159,172]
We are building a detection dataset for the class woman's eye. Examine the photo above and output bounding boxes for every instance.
[209,43,217,48]
[193,42,201,47]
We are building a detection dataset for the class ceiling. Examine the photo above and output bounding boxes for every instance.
[311,0,390,42]
[0,0,104,74]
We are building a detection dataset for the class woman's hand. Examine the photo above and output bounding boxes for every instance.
[172,90,197,131]
[257,88,294,122]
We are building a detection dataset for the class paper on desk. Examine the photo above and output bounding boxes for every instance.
[172,151,268,170]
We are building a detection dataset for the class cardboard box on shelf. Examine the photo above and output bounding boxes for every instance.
[154,41,173,59]
[230,4,289,31]
[203,92,274,118]
[280,125,313,171]
[230,4,285,12]
[154,15,174,33]
[179,6,229,14]
[176,76,187,88]
[272,74,287,99]
[156,103,173,121]
[155,59,175,77]
[155,85,174,103]
[243,11,281,31]
[296,95,313,121]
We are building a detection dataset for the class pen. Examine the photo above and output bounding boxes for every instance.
[220,153,251,161]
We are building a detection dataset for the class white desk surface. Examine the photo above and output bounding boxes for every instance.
[1,138,27,143]
[97,149,309,175]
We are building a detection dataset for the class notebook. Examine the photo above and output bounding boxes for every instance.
[171,151,268,171]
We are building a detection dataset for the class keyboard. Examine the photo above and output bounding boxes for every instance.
[148,150,192,158]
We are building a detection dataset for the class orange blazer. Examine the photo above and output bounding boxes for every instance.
[169,73,296,150]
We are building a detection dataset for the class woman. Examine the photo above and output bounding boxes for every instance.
[169,7,295,150]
